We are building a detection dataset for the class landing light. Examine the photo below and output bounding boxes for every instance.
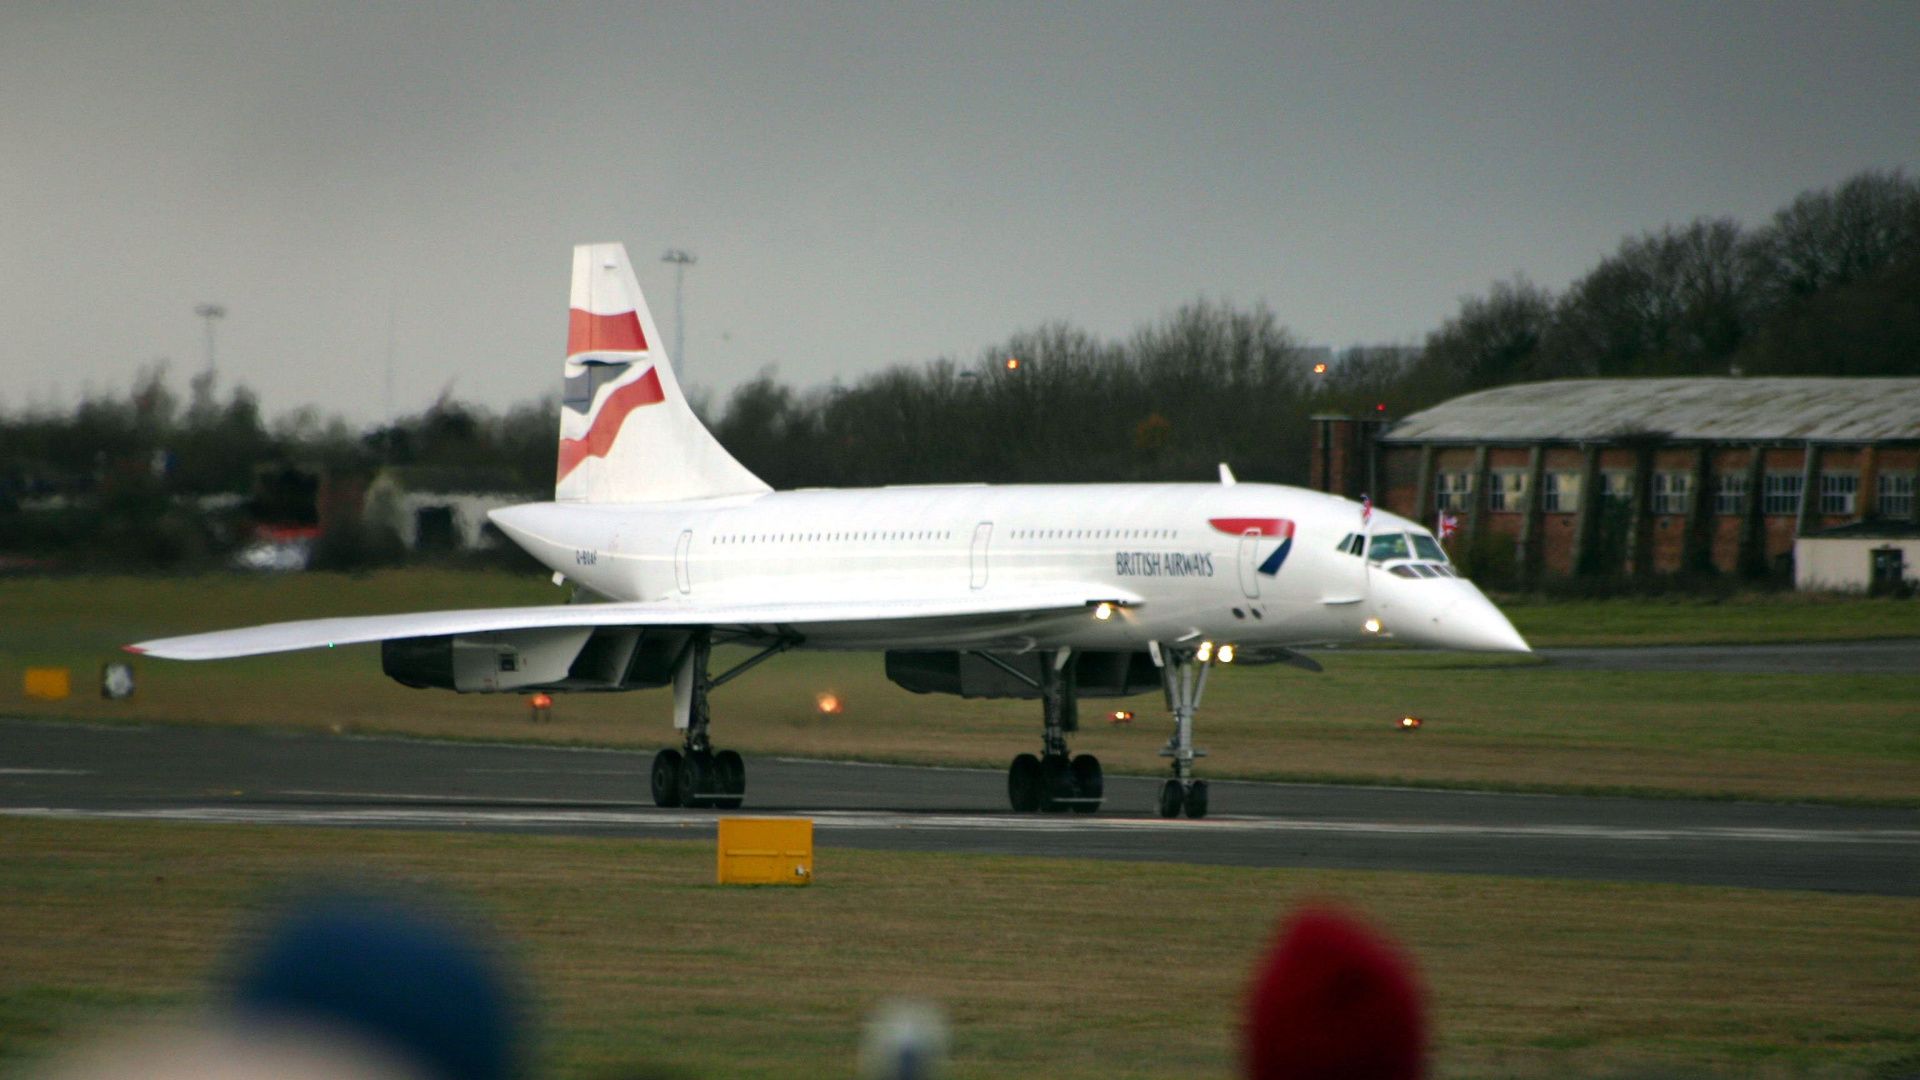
[1398,716,1423,730]
[1196,640,1214,663]
[1217,644,1236,664]
[1109,710,1134,725]
[1312,362,1328,374]
[1363,618,1382,634]
[816,691,843,715]
[1005,357,1021,371]
[1093,602,1114,621]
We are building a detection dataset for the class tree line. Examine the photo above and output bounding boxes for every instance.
[2,169,1915,569]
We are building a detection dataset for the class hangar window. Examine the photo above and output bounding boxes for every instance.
[1713,474,1749,515]
[1880,473,1914,519]
[1602,471,1634,505]
[1651,472,1692,514]
[1488,471,1528,512]
[1541,471,1580,513]
[1434,472,1473,512]
[1762,473,1803,516]
[1819,472,1858,515]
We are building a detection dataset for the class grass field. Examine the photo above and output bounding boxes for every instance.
[3,817,1915,1079]
[3,572,1917,804]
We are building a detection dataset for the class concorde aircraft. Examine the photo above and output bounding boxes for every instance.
[130,243,1530,818]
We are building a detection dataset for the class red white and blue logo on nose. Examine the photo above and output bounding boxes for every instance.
[1208,518,1296,575]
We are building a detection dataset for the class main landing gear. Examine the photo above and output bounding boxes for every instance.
[1155,643,1211,819]
[1002,650,1104,814]
[650,631,790,810]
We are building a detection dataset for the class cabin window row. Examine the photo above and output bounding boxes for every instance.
[1010,528,1178,540]
[714,531,954,544]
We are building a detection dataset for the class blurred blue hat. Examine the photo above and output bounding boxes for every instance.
[231,891,521,1080]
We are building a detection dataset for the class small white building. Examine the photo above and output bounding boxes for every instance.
[1794,522,1920,595]
[363,467,536,552]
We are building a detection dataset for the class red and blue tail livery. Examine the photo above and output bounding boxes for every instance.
[554,244,769,504]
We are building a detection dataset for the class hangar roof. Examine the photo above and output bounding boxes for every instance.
[1383,378,1920,444]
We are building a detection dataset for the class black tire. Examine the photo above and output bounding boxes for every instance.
[679,750,713,808]
[1158,779,1184,819]
[1184,779,1209,820]
[1039,754,1074,813]
[650,749,683,808]
[713,749,745,810]
[1069,754,1103,814]
[1008,753,1043,813]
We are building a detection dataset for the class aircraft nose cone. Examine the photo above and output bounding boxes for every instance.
[1437,588,1532,653]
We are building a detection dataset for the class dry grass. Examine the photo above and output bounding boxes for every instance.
[2,817,1915,1079]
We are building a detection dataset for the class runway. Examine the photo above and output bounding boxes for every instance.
[4,718,1915,896]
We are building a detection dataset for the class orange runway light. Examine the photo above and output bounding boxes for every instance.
[529,692,554,722]
[816,691,844,715]
[1398,716,1422,731]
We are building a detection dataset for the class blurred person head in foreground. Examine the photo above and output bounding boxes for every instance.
[1242,905,1427,1080]
[225,888,525,1080]
[43,887,527,1080]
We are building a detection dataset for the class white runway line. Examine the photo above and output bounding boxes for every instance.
[272,789,641,805]
[0,768,91,775]
[5,805,1917,846]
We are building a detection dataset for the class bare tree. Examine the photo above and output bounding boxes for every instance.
[1414,276,1554,394]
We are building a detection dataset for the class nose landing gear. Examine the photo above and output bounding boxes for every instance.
[1155,643,1212,819]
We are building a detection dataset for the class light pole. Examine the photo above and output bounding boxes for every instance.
[194,303,226,380]
[661,249,696,375]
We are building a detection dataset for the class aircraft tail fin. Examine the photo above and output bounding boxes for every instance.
[555,243,769,503]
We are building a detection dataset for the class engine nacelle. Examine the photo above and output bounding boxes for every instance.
[382,627,689,693]
[885,650,1160,699]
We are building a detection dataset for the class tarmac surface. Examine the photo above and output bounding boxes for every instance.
[4,718,1915,897]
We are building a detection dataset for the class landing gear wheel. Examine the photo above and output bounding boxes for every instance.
[1183,779,1209,820]
[678,749,715,808]
[1069,754,1103,814]
[650,749,684,808]
[1008,753,1042,813]
[1158,779,1185,819]
[713,749,745,810]
[1039,755,1074,813]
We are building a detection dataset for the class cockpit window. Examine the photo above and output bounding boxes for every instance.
[1336,532,1368,556]
[1367,533,1411,562]
[1411,534,1448,562]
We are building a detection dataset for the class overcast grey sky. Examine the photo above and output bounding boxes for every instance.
[3,2,1916,423]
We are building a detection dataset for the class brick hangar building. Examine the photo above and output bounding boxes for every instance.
[1311,378,1920,585]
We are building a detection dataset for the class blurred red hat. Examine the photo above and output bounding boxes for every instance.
[1243,905,1427,1080]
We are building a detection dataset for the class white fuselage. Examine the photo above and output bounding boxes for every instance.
[490,481,1528,655]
